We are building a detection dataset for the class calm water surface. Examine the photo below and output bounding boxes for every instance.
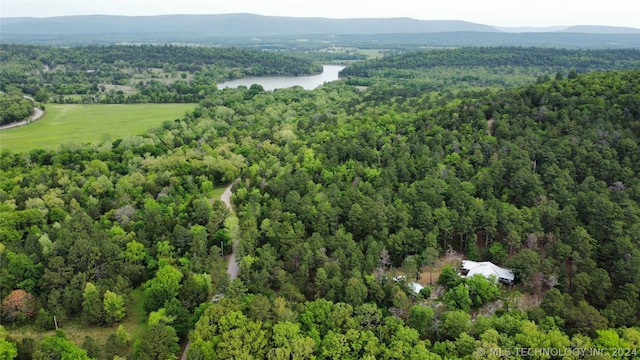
[217,65,345,91]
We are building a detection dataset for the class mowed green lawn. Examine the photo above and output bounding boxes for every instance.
[0,103,197,152]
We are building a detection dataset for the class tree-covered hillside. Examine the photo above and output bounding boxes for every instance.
[0,44,322,104]
[340,47,640,89]
[1,50,639,358]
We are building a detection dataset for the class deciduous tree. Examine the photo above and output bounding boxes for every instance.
[81,282,102,325]
[1,289,37,323]
[143,265,183,313]
[103,290,126,324]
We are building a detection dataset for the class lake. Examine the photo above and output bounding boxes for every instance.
[217,64,345,91]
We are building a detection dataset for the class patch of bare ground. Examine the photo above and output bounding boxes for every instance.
[417,249,464,287]
[416,249,544,316]
[471,292,542,319]
[518,291,543,310]
[487,118,494,135]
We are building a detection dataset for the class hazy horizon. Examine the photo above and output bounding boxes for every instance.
[1,0,639,28]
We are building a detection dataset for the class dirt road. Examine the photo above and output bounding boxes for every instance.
[222,178,241,280]
[180,178,240,360]
[0,107,44,130]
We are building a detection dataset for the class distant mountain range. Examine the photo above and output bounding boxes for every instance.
[2,14,639,37]
[2,14,639,49]
[1,14,498,36]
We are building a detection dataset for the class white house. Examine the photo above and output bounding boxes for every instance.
[460,260,515,285]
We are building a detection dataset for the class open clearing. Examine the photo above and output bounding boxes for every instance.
[0,103,196,152]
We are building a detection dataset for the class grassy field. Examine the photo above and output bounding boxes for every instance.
[358,49,386,59]
[0,103,197,153]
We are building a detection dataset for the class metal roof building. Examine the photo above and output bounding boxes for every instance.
[461,260,515,284]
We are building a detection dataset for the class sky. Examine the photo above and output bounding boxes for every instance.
[1,0,639,28]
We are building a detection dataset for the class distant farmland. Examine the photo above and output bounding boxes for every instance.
[0,103,196,152]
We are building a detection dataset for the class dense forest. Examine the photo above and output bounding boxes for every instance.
[340,47,640,89]
[1,46,640,359]
[341,48,640,75]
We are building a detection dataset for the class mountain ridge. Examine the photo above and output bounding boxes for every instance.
[0,14,498,36]
[2,13,638,37]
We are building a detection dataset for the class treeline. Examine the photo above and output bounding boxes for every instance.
[1,44,322,77]
[340,47,640,89]
[0,44,322,103]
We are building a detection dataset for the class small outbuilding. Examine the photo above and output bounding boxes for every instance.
[460,260,515,285]
[410,282,424,295]
[393,276,425,295]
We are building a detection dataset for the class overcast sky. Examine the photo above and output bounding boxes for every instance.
[1,0,639,28]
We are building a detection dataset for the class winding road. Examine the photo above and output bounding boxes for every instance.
[0,66,48,130]
[0,96,45,130]
[180,178,241,360]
